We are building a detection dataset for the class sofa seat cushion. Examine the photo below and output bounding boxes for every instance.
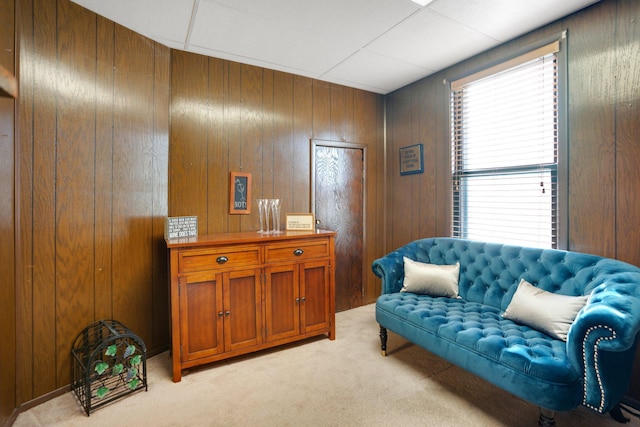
[376,292,581,386]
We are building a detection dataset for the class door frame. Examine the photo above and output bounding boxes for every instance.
[310,139,367,306]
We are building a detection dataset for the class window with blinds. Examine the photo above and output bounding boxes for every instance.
[451,41,561,249]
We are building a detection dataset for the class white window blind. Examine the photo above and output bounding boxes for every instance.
[451,41,559,249]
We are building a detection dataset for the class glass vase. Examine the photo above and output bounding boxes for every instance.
[256,199,267,233]
[263,200,271,233]
[270,199,281,233]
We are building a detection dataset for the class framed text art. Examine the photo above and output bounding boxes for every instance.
[229,172,252,214]
[164,216,198,239]
[399,143,424,175]
[285,213,315,231]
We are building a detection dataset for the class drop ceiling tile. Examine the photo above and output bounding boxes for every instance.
[71,0,602,94]
[188,0,419,75]
[366,9,498,72]
[429,0,600,41]
[187,44,322,80]
[323,50,435,94]
[71,0,195,46]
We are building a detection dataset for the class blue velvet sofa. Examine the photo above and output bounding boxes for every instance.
[373,238,640,425]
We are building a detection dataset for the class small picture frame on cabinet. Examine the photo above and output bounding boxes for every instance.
[285,213,315,231]
[164,216,198,239]
[229,172,252,214]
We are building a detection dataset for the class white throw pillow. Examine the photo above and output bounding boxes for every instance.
[503,279,589,341]
[401,257,460,298]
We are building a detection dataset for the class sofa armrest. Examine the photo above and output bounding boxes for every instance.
[372,251,406,295]
[567,274,640,413]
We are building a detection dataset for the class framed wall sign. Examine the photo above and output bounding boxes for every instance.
[285,213,315,231]
[165,216,198,239]
[229,172,252,214]
[399,143,424,175]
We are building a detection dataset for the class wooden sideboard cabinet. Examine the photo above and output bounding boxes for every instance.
[166,230,336,382]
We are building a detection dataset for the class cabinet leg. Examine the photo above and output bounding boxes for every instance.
[379,326,387,356]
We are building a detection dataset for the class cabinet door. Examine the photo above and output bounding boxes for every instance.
[223,268,263,352]
[264,264,300,342]
[179,273,224,362]
[300,260,331,334]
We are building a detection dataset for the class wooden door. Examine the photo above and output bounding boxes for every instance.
[223,269,262,351]
[264,264,300,342]
[300,260,331,333]
[180,274,224,361]
[312,141,364,312]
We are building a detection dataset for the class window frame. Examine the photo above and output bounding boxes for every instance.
[447,32,568,249]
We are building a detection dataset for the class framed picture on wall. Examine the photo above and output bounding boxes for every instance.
[399,143,424,175]
[229,172,252,215]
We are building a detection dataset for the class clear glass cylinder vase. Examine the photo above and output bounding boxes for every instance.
[263,200,271,233]
[256,199,267,233]
[270,199,281,233]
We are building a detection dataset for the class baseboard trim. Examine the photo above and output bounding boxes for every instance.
[3,347,170,427]
[2,408,19,427]
[3,386,69,427]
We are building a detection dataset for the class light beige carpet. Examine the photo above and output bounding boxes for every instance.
[13,304,640,427]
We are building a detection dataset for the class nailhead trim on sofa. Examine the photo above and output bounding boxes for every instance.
[582,325,616,413]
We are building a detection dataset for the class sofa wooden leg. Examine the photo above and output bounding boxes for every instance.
[609,403,630,423]
[538,408,555,427]
[379,326,387,356]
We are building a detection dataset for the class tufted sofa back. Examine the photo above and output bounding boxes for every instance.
[377,238,640,311]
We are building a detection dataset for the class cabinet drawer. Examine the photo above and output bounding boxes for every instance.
[179,246,261,273]
[265,239,329,263]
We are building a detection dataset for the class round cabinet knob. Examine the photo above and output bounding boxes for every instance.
[293,249,304,256]
[216,256,229,264]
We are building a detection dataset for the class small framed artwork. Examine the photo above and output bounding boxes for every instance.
[399,143,424,175]
[164,216,198,239]
[229,172,252,215]
[285,213,315,231]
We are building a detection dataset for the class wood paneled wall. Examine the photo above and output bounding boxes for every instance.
[15,0,169,406]
[385,0,640,269]
[169,51,385,304]
[9,0,637,417]
[385,0,640,400]
[0,0,16,423]
[8,0,385,415]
